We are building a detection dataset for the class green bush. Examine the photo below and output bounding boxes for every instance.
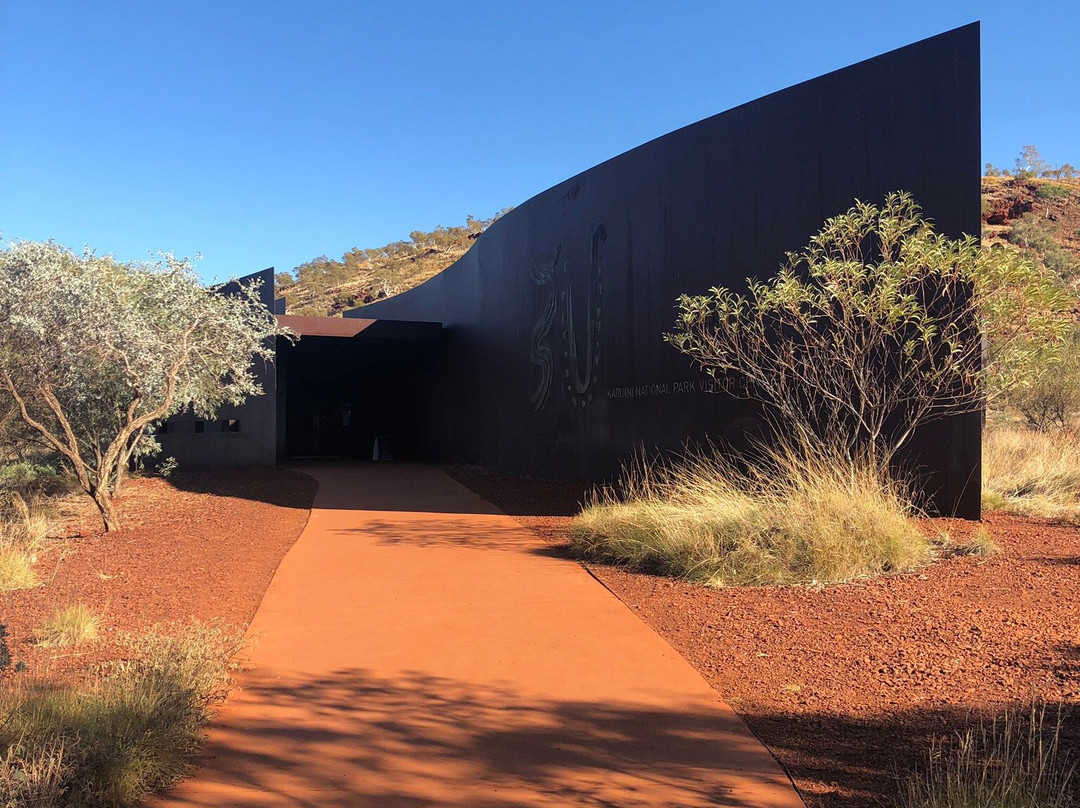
[983,427,1080,522]
[1034,182,1073,201]
[0,461,59,492]
[1007,332,1080,431]
[1008,213,1080,278]
[570,444,930,587]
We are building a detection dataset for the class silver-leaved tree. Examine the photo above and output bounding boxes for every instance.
[0,240,286,531]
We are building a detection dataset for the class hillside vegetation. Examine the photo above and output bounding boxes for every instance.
[277,210,510,316]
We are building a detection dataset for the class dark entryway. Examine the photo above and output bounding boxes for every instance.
[275,317,442,462]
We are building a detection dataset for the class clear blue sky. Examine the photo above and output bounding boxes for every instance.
[2,1,1077,284]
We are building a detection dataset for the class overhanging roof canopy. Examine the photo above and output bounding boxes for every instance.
[276,315,442,341]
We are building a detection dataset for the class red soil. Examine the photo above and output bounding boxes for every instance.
[6,464,1079,807]
[446,465,1080,808]
[2,469,317,680]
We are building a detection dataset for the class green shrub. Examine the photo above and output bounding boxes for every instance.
[901,705,1075,808]
[0,461,59,492]
[570,445,930,587]
[1007,332,1080,431]
[1008,213,1080,278]
[0,621,241,808]
[1034,182,1073,201]
[1009,213,1062,252]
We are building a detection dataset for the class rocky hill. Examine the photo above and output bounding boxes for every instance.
[277,170,1079,319]
[981,175,1080,282]
[276,211,509,317]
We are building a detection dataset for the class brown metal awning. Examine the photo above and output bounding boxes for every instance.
[276,315,442,341]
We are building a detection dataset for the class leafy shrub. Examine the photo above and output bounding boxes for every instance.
[1034,182,1073,201]
[0,621,242,808]
[570,444,930,587]
[0,461,59,492]
[669,192,1072,469]
[902,704,1075,808]
[1008,213,1080,278]
[1009,212,1061,252]
[1007,331,1080,431]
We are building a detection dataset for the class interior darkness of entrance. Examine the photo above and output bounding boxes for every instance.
[276,331,440,461]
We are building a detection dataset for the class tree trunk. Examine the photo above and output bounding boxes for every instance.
[113,448,127,494]
[91,485,120,532]
[113,426,145,495]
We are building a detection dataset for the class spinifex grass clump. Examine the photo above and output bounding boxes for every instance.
[35,604,100,648]
[0,545,37,591]
[570,444,930,587]
[0,621,242,808]
[0,491,47,592]
[983,427,1080,522]
[902,704,1076,808]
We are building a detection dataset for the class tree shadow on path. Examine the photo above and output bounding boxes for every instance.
[162,667,800,808]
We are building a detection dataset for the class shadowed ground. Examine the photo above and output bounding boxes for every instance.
[152,463,803,807]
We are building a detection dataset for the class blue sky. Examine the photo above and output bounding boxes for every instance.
[2,1,1077,284]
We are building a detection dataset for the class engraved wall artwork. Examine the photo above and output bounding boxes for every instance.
[531,225,606,411]
[560,224,605,409]
[529,245,560,411]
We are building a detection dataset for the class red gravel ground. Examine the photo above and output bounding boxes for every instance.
[2,468,317,680]
[446,465,1080,808]
[6,464,1079,808]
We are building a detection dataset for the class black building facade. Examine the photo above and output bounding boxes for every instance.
[345,24,983,517]
[163,25,983,518]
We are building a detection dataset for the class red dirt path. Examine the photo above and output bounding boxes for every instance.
[154,463,803,808]
[446,465,1080,808]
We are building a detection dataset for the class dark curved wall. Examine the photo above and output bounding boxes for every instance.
[348,24,982,517]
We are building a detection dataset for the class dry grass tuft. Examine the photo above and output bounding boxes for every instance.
[983,427,1080,522]
[963,525,1001,558]
[0,491,47,592]
[902,704,1075,808]
[35,604,100,648]
[0,621,243,808]
[0,737,69,806]
[938,525,1001,559]
[570,445,930,587]
[0,546,38,591]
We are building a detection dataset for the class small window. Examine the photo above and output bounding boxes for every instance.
[194,421,205,434]
[223,419,241,433]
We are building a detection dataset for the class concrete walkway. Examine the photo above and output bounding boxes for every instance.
[154,464,803,808]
